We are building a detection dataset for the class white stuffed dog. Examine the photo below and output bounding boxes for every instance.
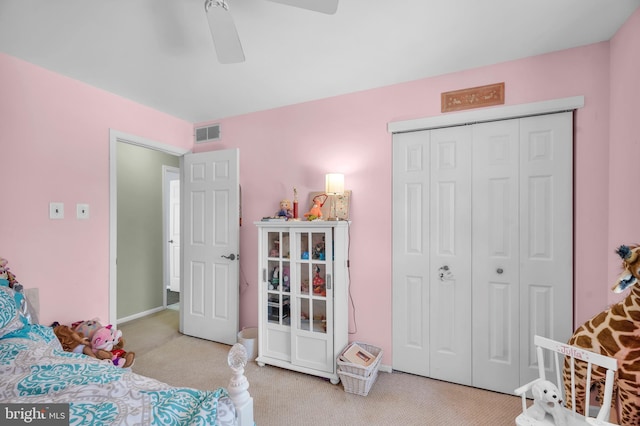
[529,379,567,426]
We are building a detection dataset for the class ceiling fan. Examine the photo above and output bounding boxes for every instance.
[204,0,339,64]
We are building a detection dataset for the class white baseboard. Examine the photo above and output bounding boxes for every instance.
[379,364,392,373]
[117,306,164,325]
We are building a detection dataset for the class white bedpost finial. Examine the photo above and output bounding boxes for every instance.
[228,343,248,371]
[227,343,253,426]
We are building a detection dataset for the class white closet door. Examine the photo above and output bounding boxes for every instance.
[428,126,472,385]
[392,126,473,384]
[392,112,573,393]
[392,130,431,377]
[471,119,521,393]
[518,112,573,385]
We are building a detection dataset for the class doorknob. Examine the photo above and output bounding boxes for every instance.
[438,265,453,281]
[496,268,504,274]
[221,254,236,260]
[168,240,174,243]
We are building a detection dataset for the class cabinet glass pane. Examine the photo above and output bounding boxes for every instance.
[265,229,291,327]
[299,233,309,259]
[314,299,327,333]
[297,257,326,294]
[297,297,327,334]
[297,232,326,260]
[268,231,290,258]
[267,293,290,325]
[311,233,326,260]
[312,264,326,296]
[294,230,329,335]
[299,298,310,331]
[282,262,290,292]
[267,260,290,293]
[299,263,309,294]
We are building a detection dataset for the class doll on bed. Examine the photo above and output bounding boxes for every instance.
[53,324,110,359]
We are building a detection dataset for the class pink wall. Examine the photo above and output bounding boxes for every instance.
[607,9,640,305]
[1,8,637,365]
[195,42,616,363]
[0,53,193,325]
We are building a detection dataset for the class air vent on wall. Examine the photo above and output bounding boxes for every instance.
[195,124,220,143]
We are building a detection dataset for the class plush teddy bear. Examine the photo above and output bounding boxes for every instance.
[91,325,135,368]
[529,379,567,426]
[71,319,135,368]
[53,324,111,359]
[91,327,115,352]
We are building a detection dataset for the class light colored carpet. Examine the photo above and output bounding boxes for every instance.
[120,309,523,425]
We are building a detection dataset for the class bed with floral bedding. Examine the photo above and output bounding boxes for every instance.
[0,281,254,426]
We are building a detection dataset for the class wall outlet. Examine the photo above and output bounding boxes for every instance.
[49,202,64,219]
[77,203,89,220]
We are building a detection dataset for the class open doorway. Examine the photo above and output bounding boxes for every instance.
[109,129,189,326]
[163,166,180,311]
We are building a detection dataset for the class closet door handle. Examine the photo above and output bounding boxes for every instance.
[438,265,452,281]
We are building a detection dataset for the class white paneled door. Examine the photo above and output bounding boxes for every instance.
[470,119,521,392]
[516,113,573,388]
[392,112,573,394]
[182,149,240,345]
[391,130,431,378]
[428,125,473,385]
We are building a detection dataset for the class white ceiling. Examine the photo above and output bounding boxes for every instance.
[1,0,638,123]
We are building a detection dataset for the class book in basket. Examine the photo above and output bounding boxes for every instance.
[341,343,376,367]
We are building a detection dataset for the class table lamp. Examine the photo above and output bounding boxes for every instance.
[325,173,344,221]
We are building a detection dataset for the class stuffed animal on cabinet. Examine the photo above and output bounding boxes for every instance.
[304,194,326,221]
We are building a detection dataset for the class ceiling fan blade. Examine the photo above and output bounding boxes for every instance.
[266,0,339,15]
[205,0,245,64]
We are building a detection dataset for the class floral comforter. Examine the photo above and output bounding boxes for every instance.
[0,324,236,425]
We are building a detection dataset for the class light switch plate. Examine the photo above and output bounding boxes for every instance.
[49,202,64,219]
[77,203,89,219]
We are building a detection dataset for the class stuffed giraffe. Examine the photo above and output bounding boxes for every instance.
[564,244,640,425]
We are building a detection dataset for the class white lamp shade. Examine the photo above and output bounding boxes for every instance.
[325,173,344,195]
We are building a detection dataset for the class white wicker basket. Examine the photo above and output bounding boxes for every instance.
[337,342,383,396]
[337,342,383,377]
[338,367,380,396]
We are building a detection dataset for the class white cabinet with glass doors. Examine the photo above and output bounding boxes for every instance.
[255,221,349,384]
